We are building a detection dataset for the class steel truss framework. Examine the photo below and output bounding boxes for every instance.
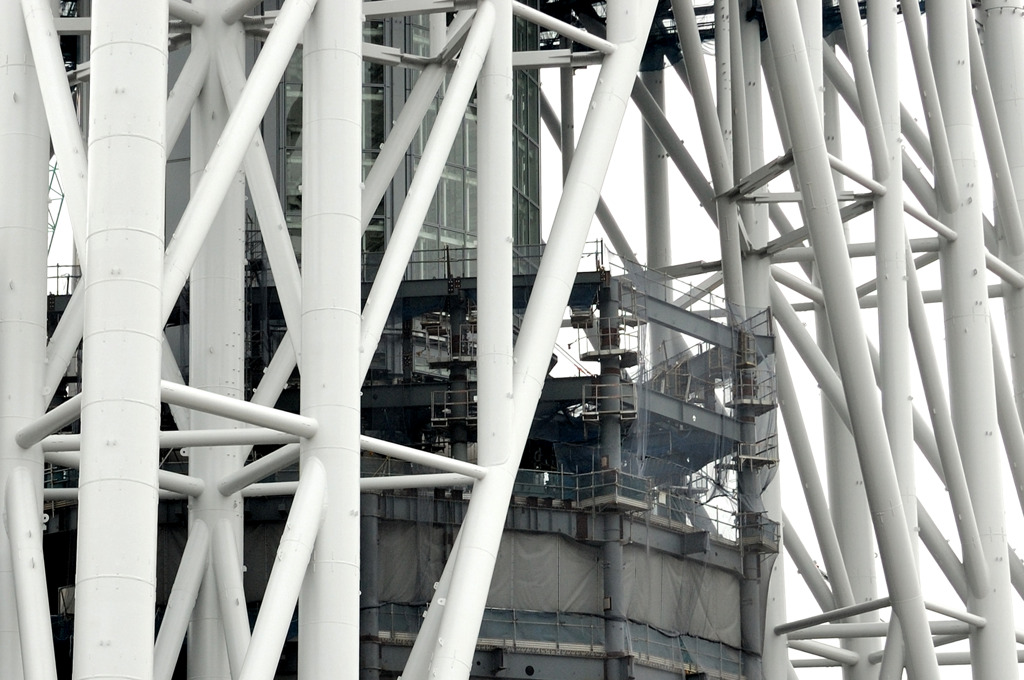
[3,0,1024,679]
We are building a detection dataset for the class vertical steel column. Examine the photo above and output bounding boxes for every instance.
[0,7,48,678]
[187,5,247,678]
[298,0,362,676]
[73,3,168,680]
[641,70,674,362]
[761,2,940,677]
[426,1,514,677]
[929,4,1018,677]
[559,39,575,182]
[868,2,912,676]
[597,282,627,680]
[979,2,1024,421]
[820,47,878,680]
[425,3,659,679]
[714,0,732,159]
[734,10,788,677]
[475,0,513,470]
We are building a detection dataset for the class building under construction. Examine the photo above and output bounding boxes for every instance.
[4,2,1024,680]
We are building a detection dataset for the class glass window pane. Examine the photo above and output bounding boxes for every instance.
[465,170,477,235]
[363,86,385,150]
[284,86,302,148]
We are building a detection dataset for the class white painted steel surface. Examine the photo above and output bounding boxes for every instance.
[5,2,1024,679]
[72,4,168,680]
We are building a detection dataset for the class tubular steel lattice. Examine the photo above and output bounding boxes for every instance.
[4,1,1024,680]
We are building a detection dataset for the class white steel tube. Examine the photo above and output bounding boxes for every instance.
[966,12,1024,255]
[986,250,1024,288]
[424,4,660,680]
[787,621,972,641]
[0,7,48,675]
[903,201,958,242]
[776,597,892,635]
[788,641,861,666]
[212,520,251,680]
[169,0,206,25]
[153,520,210,680]
[250,335,298,407]
[360,5,495,377]
[991,329,1024,516]
[162,0,317,322]
[775,344,855,607]
[240,482,298,497]
[629,78,719,226]
[929,4,1019,677]
[187,7,248,675]
[826,153,886,196]
[163,428,297,448]
[427,0,514,674]
[781,512,835,611]
[360,62,446,229]
[73,3,168,680]
[906,245,989,596]
[641,70,676,358]
[15,389,82,451]
[45,450,206,497]
[5,469,57,680]
[917,502,969,603]
[769,283,853,432]
[161,381,318,438]
[867,9,915,680]
[360,436,487,479]
[165,41,210,152]
[980,0,1024,428]
[219,443,300,496]
[671,0,745,308]
[511,1,615,53]
[217,50,304,361]
[835,0,888,180]
[359,474,475,491]
[42,0,319,403]
[237,457,325,680]
[901,0,959,213]
[771,267,823,304]
[761,3,940,676]
[221,0,262,24]
[20,0,88,264]
[298,0,362,675]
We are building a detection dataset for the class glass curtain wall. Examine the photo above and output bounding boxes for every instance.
[275,9,541,280]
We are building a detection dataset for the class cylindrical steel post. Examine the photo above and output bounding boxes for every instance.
[818,60,880,680]
[73,3,168,679]
[597,282,627,680]
[187,4,247,678]
[980,2,1024,421]
[0,6,48,678]
[761,1,940,676]
[424,3,660,679]
[929,4,1019,677]
[426,0,515,676]
[298,0,363,676]
[641,70,675,361]
[866,1,910,676]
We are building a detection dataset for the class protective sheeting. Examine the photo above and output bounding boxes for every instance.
[623,543,741,648]
[377,520,449,603]
[488,532,603,614]
[377,521,741,649]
